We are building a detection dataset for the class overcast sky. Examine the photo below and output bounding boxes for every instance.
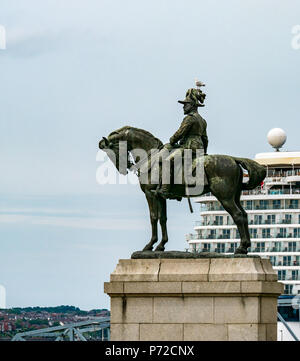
[0,0,299,310]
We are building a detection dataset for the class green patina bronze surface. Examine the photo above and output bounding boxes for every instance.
[99,87,266,256]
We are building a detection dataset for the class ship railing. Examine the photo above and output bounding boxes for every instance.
[280,276,300,281]
[190,247,300,259]
[188,233,300,245]
[186,234,199,241]
[194,220,225,226]
[267,169,300,177]
[200,189,300,200]
[201,205,300,212]
[243,189,300,196]
[189,243,300,254]
[250,219,298,226]
[273,262,300,267]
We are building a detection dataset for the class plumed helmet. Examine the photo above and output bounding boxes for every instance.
[178,88,206,107]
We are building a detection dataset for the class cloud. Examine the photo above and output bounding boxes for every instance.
[0,207,83,216]
[5,25,84,57]
[0,209,147,231]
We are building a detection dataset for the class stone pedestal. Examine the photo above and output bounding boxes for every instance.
[104,257,283,341]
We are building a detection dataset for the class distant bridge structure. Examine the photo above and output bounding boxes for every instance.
[11,317,110,341]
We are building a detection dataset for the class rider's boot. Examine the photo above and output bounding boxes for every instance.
[155,185,182,201]
[156,184,170,199]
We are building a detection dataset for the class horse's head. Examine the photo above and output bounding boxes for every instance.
[99,126,163,175]
[99,131,129,175]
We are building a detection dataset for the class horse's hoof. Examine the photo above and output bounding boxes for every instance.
[234,247,248,255]
[154,246,165,252]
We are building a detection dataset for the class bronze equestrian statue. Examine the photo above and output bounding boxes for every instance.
[99,86,266,255]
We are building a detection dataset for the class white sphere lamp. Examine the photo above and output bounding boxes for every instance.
[267,128,287,151]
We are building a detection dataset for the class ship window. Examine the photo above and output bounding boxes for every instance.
[292,270,299,280]
[274,242,281,251]
[289,200,299,209]
[262,229,271,238]
[284,214,292,224]
[269,256,276,265]
[215,216,223,225]
[246,200,252,210]
[273,200,281,209]
[293,228,300,238]
[278,270,286,280]
[208,229,216,239]
[202,243,211,252]
[222,229,230,239]
[254,215,263,224]
[288,242,296,252]
[267,214,276,224]
[250,229,257,238]
[256,242,265,252]
[229,243,238,252]
[260,200,269,209]
[283,284,293,295]
[283,256,291,266]
[216,243,225,253]
[278,228,287,238]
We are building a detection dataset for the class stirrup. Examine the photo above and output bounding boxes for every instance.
[151,188,169,199]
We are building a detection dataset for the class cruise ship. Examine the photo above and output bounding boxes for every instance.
[186,128,300,296]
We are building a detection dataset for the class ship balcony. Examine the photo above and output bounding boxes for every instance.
[191,226,300,240]
[247,247,300,253]
[189,244,300,255]
[187,238,300,252]
[264,178,289,186]
[243,189,300,196]
[285,175,300,182]
[198,187,300,198]
[187,232,300,243]
[196,220,300,228]
[264,174,300,185]
[199,203,300,212]
[277,275,300,281]
[273,262,300,267]
[248,218,298,225]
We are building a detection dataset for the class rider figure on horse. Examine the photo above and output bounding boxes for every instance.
[156,84,209,199]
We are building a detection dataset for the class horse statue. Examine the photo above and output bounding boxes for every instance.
[99,126,266,255]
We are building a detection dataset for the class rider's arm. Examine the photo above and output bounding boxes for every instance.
[169,117,192,145]
[201,121,208,155]
[202,135,208,155]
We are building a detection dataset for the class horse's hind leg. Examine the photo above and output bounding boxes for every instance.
[219,198,249,254]
[143,192,159,251]
[211,178,249,254]
[209,160,250,254]
[154,198,168,251]
[234,189,251,254]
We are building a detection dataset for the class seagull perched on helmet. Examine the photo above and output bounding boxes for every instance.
[195,79,206,88]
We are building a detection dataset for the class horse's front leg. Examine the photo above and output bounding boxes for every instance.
[154,198,168,252]
[142,193,158,251]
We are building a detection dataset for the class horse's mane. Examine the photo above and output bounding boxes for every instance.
[108,126,163,147]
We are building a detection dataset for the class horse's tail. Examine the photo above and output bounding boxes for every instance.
[233,157,266,190]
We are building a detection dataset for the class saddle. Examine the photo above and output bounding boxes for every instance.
[137,147,208,195]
